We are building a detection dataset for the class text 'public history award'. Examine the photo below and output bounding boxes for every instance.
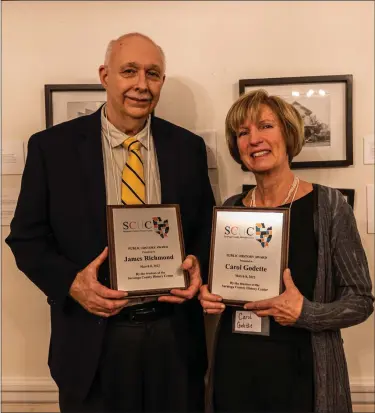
[107,205,188,298]
[209,207,290,306]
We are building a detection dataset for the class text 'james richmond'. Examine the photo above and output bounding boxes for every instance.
[124,255,174,262]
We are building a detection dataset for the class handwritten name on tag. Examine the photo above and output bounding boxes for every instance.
[233,310,262,333]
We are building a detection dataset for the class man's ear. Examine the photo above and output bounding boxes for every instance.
[99,65,108,89]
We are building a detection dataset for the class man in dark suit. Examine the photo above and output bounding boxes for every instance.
[6,33,215,412]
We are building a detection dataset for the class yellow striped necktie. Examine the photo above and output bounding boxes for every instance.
[121,137,145,205]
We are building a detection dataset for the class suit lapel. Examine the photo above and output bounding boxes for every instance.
[151,117,180,204]
[76,110,107,246]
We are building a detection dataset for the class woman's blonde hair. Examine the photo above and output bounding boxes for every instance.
[225,89,305,165]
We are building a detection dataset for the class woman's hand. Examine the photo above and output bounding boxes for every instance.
[198,284,226,315]
[244,269,304,326]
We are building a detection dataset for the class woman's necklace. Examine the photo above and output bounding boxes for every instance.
[249,176,300,208]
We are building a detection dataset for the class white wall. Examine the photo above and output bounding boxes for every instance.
[2,0,374,402]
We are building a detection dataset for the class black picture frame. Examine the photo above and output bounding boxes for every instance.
[242,184,256,193]
[239,75,353,170]
[45,84,105,128]
[336,188,355,209]
[242,185,355,209]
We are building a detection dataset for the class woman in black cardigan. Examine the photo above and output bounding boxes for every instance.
[200,89,373,413]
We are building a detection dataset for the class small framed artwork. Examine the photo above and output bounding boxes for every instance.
[337,188,355,209]
[45,84,106,128]
[239,75,353,169]
[242,185,355,209]
[242,184,256,193]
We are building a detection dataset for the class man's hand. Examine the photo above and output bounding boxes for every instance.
[243,269,304,326]
[69,247,129,317]
[198,284,225,315]
[158,255,202,304]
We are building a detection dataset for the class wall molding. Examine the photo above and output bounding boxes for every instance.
[2,378,58,404]
[1,376,374,405]
[350,379,375,405]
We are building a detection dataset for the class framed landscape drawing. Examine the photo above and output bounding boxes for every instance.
[45,84,106,128]
[239,75,353,169]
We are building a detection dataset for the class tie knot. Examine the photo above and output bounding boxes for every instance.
[123,137,142,151]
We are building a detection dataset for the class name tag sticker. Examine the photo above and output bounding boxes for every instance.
[232,311,270,336]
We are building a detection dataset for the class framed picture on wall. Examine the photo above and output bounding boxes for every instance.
[45,84,106,128]
[242,184,256,193]
[239,75,353,169]
[241,185,355,209]
[337,188,355,209]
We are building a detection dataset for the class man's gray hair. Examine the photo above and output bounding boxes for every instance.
[104,33,166,72]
